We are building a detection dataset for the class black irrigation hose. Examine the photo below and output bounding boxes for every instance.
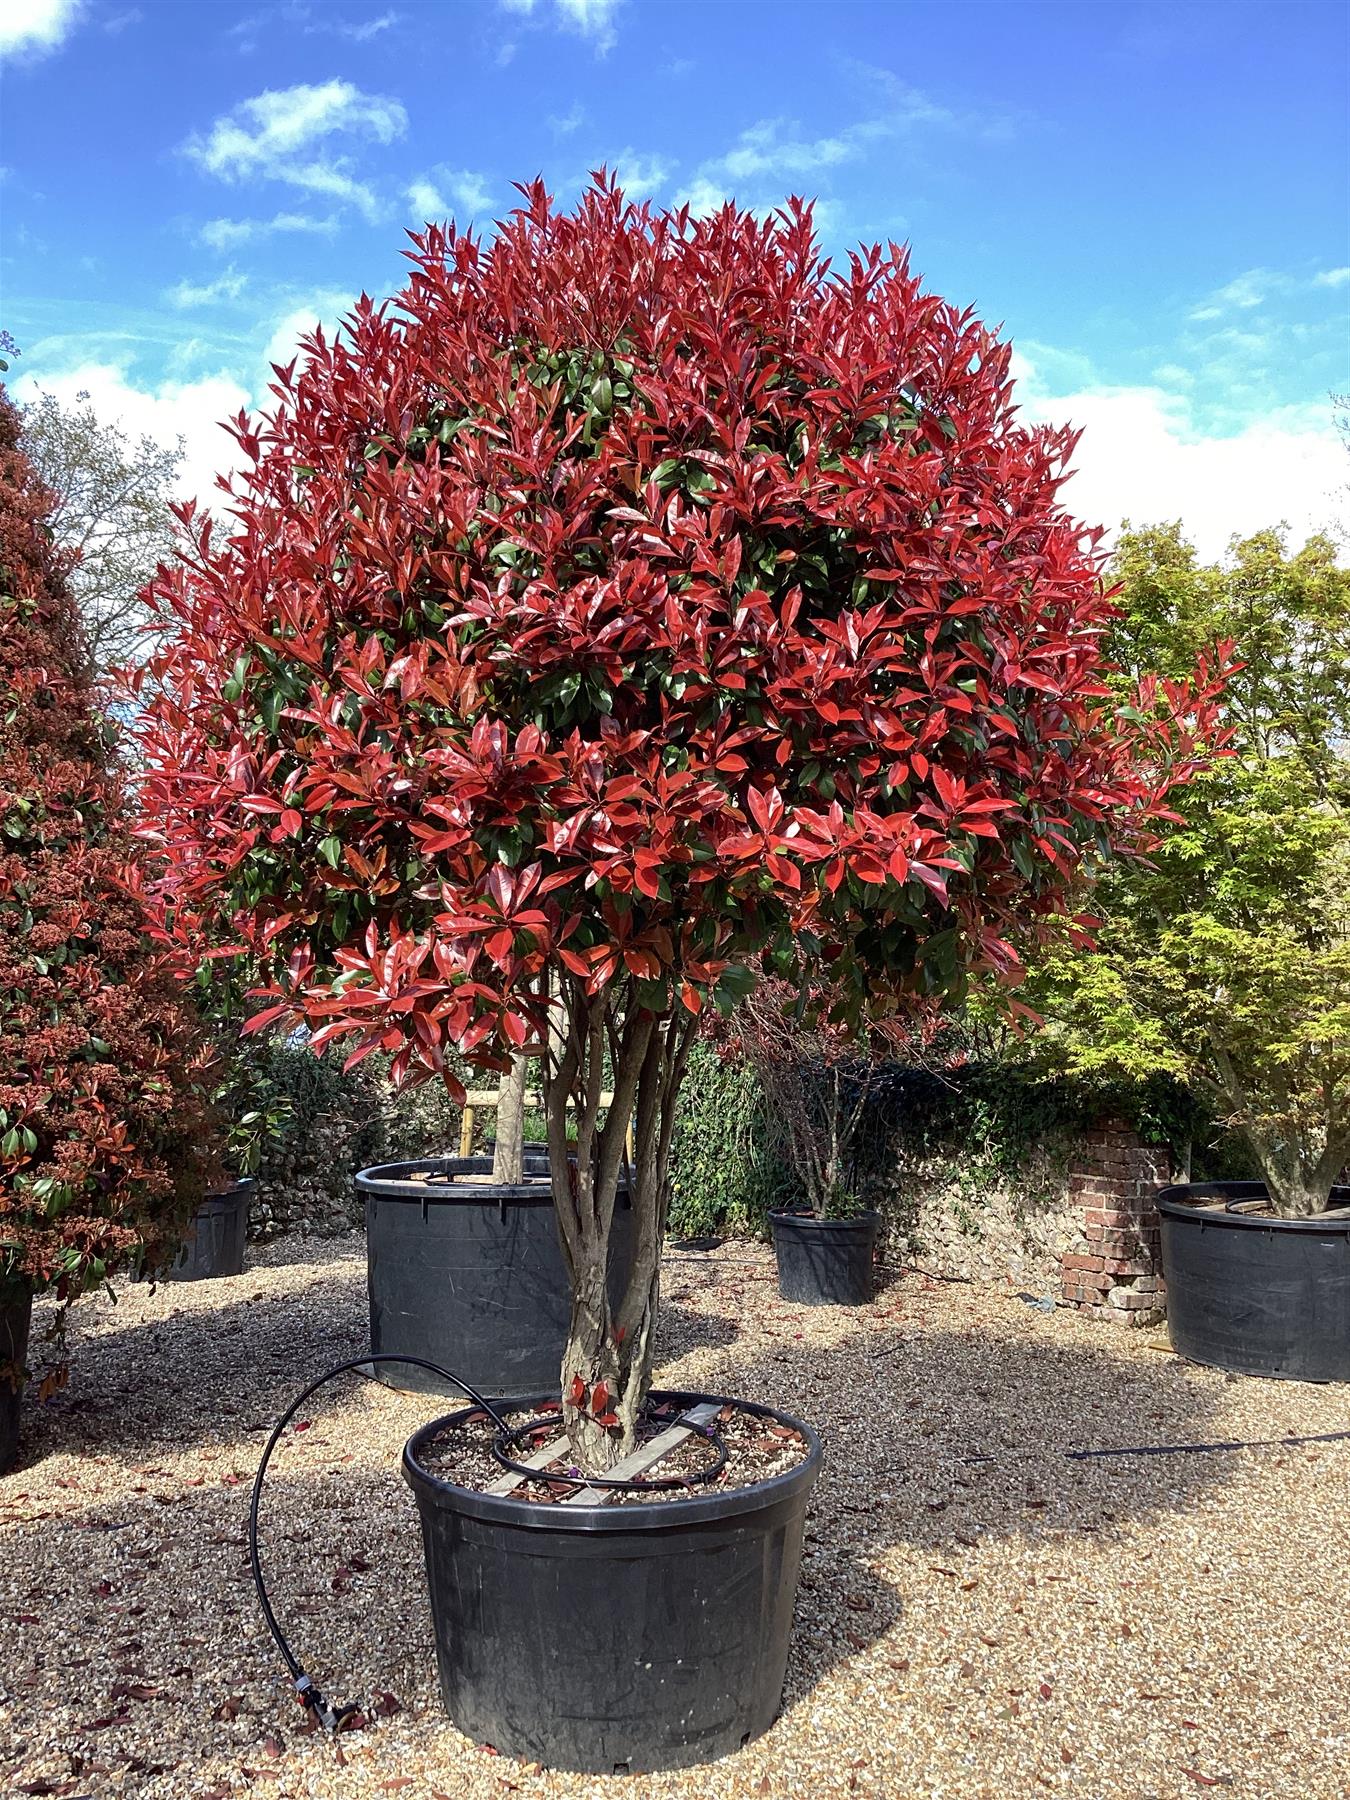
[958,1425,1350,1466]
[248,1353,511,1731]
[248,1352,726,1731]
[1064,1426,1350,1461]
[253,1350,1350,1736]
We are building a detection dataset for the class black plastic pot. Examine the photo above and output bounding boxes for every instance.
[1,1284,32,1475]
[768,1208,880,1305]
[485,1139,561,1176]
[403,1388,822,1773]
[357,1157,633,1400]
[1159,1181,1350,1382]
[166,1179,255,1282]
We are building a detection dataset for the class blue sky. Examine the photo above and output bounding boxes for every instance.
[2,0,1347,553]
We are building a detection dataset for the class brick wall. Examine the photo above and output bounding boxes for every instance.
[1059,1122,1170,1326]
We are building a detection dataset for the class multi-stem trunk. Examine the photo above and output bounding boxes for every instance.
[1210,1041,1350,1217]
[545,983,695,1473]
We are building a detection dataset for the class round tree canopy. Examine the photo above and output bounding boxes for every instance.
[139,179,1225,1088]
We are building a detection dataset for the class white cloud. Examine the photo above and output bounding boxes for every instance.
[334,8,398,41]
[548,103,585,137]
[190,80,402,174]
[405,167,493,221]
[555,0,621,46]
[1188,267,1280,321]
[10,360,250,508]
[103,7,141,31]
[497,0,622,52]
[675,92,957,216]
[1189,263,1350,319]
[1014,352,1345,559]
[717,119,854,183]
[673,118,868,215]
[610,150,672,197]
[0,0,83,56]
[198,211,337,250]
[185,79,407,221]
[677,178,729,220]
[166,268,249,308]
[406,177,445,220]
[261,292,355,374]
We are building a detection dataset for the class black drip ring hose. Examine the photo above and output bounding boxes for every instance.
[249,1353,510,1731]
[494,1404,725,1490]
[248,1353,725,1731]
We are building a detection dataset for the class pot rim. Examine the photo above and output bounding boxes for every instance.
[206,1177,257,1202]
[356,1156,630,1207]
[767,1207,881,1231]
[403,1386,822,1534]
[1158,1181,1350,1233]
[357,1156,553,1205]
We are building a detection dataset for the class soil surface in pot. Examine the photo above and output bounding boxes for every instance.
[1172,1193,1350,1220]
[418,1395,811,1505]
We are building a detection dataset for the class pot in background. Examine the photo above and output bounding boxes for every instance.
[768,1208,880,1306]
[1159,1181,1350,1382]
[165,1178,256,1282]
[0,1284,32,1475]
[357,1156,633,1399]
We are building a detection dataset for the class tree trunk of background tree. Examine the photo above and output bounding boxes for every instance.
[491,1053,527,1184]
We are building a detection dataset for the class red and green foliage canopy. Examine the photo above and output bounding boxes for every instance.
[138,181,1225,1083]
[0,392,218,1296]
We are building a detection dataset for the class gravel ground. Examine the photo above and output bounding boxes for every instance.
[1,1235,1346,1800]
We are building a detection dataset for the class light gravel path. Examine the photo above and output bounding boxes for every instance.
[1,1235,1346,1800]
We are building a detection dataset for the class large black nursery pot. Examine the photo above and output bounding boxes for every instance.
[484,1137,551,1176]
[403,1388,822,1773]
[768,1207,880,1305]
[357,1156,634,1400]
[165,1178,255,1282]
[0,1282,33,1475]
[1159,1181,1350,1382]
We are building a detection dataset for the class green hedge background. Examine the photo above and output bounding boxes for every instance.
[242,1033,1249,1240]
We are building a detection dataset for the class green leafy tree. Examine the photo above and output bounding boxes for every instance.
[1029,524,1350,1216]
[20,388,183,679]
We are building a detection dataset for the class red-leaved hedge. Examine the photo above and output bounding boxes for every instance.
[0,390,219,1299]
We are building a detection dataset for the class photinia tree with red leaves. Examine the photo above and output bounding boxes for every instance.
[0,391,219,1315]
[137,180,1226,1470]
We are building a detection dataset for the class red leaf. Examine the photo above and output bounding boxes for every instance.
[241,1002,291,1037]
[590,1380,610,1416]
[124,179,1228,1152]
